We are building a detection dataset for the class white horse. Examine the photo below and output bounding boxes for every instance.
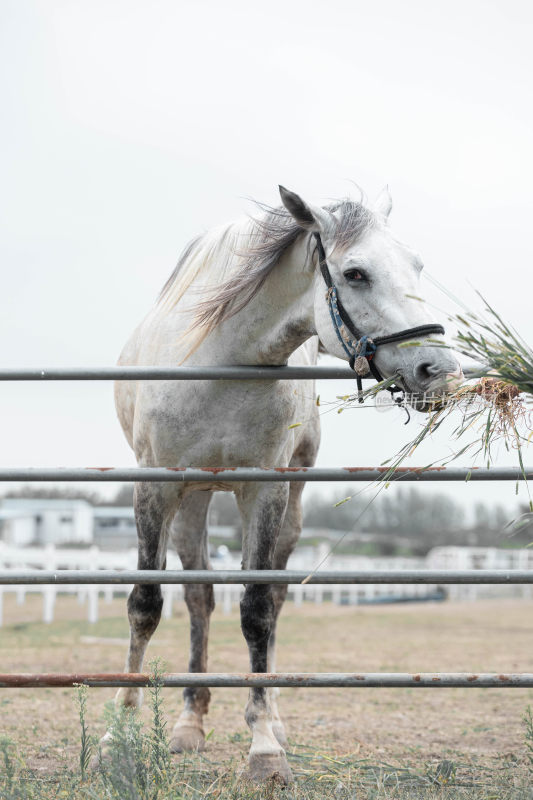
[111,186,461,783]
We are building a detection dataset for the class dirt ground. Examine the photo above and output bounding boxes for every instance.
[1,593,532,775]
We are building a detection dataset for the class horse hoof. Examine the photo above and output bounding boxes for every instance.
[246,752,293,785]
[272,721,288,749]
[170,725,206,753]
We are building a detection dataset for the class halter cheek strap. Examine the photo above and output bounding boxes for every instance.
[314,232,445,405]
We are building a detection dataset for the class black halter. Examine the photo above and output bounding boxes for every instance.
[314,233,445,406]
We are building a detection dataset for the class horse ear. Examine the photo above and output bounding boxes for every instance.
[279,186,330,232]
[373,185,393,221]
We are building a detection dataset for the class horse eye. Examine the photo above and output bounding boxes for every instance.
[343,268,367,283]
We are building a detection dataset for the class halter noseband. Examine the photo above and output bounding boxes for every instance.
[314,232,445,405]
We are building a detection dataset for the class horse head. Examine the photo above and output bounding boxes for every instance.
[279,185,463,407]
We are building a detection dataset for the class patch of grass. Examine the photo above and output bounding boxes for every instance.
[0,749,532,799]
[0,615,132,650]
[1,671,533,799]
[3,599,533,796]
[523,705,533,769]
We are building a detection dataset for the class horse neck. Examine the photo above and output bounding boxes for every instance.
[202,235,317,366]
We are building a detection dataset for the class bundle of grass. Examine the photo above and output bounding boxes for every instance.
[454,299,533,395]
[382,376,529,470]
[344,299,533,507]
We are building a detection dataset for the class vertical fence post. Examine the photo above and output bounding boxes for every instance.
[15,547,26,604]
[222,585,232,615]
[0,542,4,627]
[104,567,114,605]
[43,543,56,624]
[87,546,99,624]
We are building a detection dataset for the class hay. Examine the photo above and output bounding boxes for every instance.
[338,298,533,508]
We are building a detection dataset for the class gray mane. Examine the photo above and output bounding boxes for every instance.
[158,234,204,301]
[164,199,376,333]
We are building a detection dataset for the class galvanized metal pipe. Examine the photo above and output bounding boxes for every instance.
[0,672,531,688]
[0,466,528,482]
[0,569,531,585]
[0,366,360,381]
[0,364,480,381]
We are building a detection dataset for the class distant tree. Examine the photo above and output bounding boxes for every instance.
[303,487,361,531]
[3,485,101,504]
[473,502,491,531]
[303,487,466,543]
[98,484,134,507]
[2,483,136,508]
[377,539,398,556]
[493,505,511,532]
[500,503,533,545]
[376,489,464,537]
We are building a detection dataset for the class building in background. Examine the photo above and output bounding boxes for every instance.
[0,499,137,548]
[93,506,136,549]
[0,497,245,553]
[0,498,93,546]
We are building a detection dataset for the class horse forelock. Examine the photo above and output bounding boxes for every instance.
[156,198,376,352]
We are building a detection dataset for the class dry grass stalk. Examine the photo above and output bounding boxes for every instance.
[339,299,533,508]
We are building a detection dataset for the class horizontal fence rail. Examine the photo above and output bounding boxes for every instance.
[0,466,529,482]
[0,358,523,696]
[1,672,531,688]
[0,366,368,381]
[1,569,532,585]
[0,364,480,381]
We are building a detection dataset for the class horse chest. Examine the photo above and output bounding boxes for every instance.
[135,380,311,466]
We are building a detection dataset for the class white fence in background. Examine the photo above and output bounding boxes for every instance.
[0,542,531,625]
[426,545,533,601]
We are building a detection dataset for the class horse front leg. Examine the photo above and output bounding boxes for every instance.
[236,482,293,785]
[93,482,176,765]
[115,482,175,709]
[267,480,306,749]
[169,491,215,753]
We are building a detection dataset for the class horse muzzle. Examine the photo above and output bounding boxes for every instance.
[399,366,464,412]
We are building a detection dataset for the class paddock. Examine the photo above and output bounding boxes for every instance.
[2,593,532,775]
[1,363,532,786]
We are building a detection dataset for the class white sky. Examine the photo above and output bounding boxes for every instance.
[1,0,532,519]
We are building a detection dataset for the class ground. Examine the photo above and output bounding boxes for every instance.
[1,592,532,782]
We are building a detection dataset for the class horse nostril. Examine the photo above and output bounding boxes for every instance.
[414,362,440,384]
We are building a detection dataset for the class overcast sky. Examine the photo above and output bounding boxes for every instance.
[1,1,532,519]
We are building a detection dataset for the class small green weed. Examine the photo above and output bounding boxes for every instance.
[147,658,171,785]
[76,683,95,780]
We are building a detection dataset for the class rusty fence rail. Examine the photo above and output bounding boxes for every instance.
[0,466,528,482]
[1,672,531,688]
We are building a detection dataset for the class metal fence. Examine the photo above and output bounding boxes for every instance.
[0,363,531,689]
